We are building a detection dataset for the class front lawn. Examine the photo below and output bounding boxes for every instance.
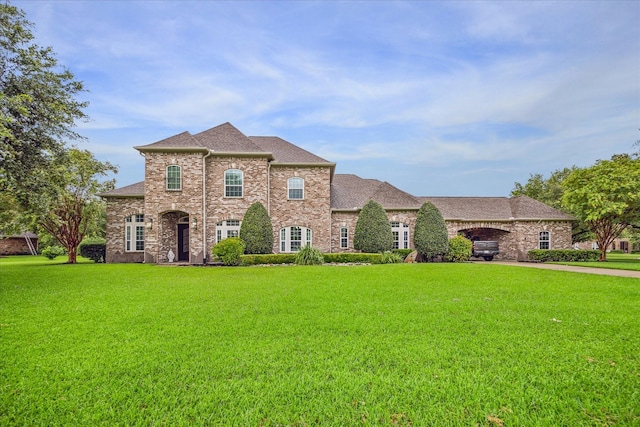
[1,260,638,425]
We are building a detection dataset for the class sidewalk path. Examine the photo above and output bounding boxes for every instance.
[484,261,640,279]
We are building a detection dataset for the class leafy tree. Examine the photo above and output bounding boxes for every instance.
[239,201,273,254]
[414,201,449,261]
[1,3,88,206]
[511,167,591,242]
[353,200,393,253]
[38,148,117,264]
[562,154,640,261]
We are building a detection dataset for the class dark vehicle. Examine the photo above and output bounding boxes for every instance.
[472,241,499,261]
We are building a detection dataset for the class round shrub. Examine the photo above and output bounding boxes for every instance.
[41,246,65,260]
[354,200,393,253]
[212,237,245,266]
[295,244,324,265]
[79,238,106,263]
[239,202,273,254]
[444,235,472,262]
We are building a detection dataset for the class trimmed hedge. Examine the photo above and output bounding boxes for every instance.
[528,249,600,262]
[79,243,106,263]
[241,254,297,265]
[322,253,382,264]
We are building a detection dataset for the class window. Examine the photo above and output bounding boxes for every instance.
[340,227,348,249]
[288,177,304,200]
[280,226,312,252]
[125,214,145,252]
[225,169,243,197]
[391,222,410,249]
[539,231,550,249]
[166,165,181,190]
[216,219,241,243]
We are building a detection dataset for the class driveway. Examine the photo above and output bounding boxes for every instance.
[482,261,640,279]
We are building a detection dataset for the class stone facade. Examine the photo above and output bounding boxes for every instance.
[105,197,145,263]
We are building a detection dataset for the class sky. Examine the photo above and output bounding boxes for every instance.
[15,0,640,197]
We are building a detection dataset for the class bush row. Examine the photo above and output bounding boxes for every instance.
[528,249,600,262]
[238,252,384,266]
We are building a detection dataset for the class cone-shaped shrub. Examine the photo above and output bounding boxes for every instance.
[354,200,393,253]
[239,202,273,254]
[414,201,449,261]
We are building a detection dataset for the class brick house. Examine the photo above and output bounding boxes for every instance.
[100,122,574,263]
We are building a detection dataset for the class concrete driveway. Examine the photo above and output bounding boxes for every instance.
[481,260,640,279]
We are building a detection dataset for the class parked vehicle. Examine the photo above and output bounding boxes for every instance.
[472,241,499,261]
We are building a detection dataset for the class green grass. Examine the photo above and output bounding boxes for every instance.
[1,259,639,426]
[551,253,640,272]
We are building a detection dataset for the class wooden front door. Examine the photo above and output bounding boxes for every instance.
[177,224,190,261]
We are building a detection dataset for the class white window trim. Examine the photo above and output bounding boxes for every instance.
[166,165,182,191]
[287,177,304,200]
[224,169,243,198]
[280,226,312,253]
[391,222,410,250]
[539,231,551,250]
[340,227,349,249]
[125,214,145,252]
[216,219,241,243]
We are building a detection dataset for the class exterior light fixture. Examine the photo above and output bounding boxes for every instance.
[192,217,198,230]
[146,217,153,230]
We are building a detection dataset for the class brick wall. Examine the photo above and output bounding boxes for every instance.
[104,197,145,263]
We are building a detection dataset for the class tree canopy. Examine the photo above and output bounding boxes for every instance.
[562,154,640,261]
[353,200,393,253]
[1,3,88,205]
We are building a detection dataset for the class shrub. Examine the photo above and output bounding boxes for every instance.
[445,235,472,263]
[240,254,297,265]
[381,251,403,264]
[323,253,383,264]
[392,249,413,261]
[528,249,600,262]
[41,246,65,260]
[414,201,449,261]
[239,202,273,254]
[353,200,393,253]
[295,245,324,265]
[212,237,245,266]
[79,238,106,263]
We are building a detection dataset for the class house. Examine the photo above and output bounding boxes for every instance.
[100,122,574,263]
[0,233,38,256]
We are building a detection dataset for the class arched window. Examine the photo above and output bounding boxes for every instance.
[125,214,145,252]
[280,226,312,252]
[391,222,410,249]
[216,219,241,243]
[288,177,304,200]
[224,169,243,197]
[166,165,181,190]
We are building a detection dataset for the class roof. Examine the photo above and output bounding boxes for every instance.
[249,136,331,164]
[417,195,574,221]
[331,174,421,210]
[99,181,144,198]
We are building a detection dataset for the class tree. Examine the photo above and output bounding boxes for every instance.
[414,201,449,261]
[353,200,393,253]
[239,201,273,254]
[562,154,640,261]
[1,3,87,207]
[511,167,592,243]
[38,148,116,263]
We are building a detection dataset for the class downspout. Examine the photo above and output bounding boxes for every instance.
[202,149,212,264]
[138,151,151,263]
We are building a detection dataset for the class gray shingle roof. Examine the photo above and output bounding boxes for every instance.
[194,122,263,152]
[99,181,144,198]
[135,131,201,149]
[249,136,331,164]
[331,174,421,210]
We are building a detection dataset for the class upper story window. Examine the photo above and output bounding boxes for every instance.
[539,231,550,250]
[125,214,145,252]
[166,165,181,191]
[288,177,304,200]
[391,222,410,249]
[225,169,243,197]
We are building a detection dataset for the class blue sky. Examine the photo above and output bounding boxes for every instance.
[16,0,640,196]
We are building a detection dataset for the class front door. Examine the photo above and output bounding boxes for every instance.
[177,224,190,261]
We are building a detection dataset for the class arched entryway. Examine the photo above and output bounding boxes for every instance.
[159,211,191,263]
